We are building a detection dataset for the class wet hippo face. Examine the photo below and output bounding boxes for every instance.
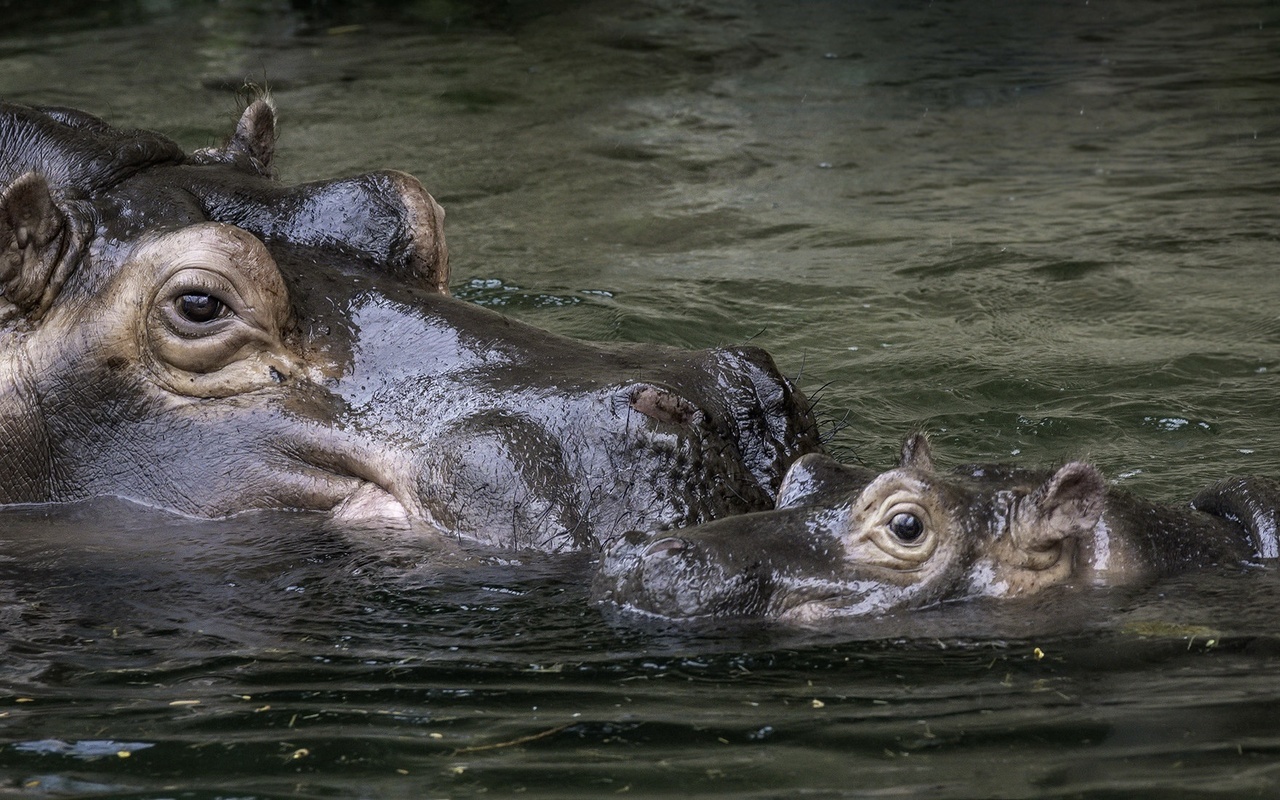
[594,435,1136,621]
[0,98,821,550]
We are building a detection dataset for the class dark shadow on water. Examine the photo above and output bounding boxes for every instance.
[0,0,577,37]
[4,498,1274,662]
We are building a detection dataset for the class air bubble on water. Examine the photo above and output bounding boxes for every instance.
[1144,416,1192,432]
[749,725,776,740]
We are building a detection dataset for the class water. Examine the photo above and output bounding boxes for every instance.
[1,0,1279,795]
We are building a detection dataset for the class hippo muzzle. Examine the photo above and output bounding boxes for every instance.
[276,272,814,550]
[592,499,911,621]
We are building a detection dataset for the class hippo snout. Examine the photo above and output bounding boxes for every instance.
[593,528,774,619]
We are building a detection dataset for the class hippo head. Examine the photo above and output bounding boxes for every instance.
[594,434,1109,620]
[0,99,821,550]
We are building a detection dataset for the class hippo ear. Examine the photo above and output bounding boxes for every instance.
[1020,462,1106,550]
[899,433,933,471]
[0,172,75,320]
[227,98,277,176]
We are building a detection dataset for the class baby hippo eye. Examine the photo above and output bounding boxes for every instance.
[888,512,925,543]
[177,293,226,323]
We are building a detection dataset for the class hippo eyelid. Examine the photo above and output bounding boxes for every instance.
[161,290,238,339]
[861,496,940,567]
[877,503,932,543]
[154,267,255,333]
[140,235,293,394]
[887,511,926,544]
[174,292,231,325]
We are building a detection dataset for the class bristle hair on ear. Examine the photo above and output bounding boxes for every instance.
[230,96,277,174]
[899,432,933,471]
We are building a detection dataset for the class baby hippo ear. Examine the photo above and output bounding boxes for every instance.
[0,172,75,320]
[899,432,934,472]
[1020,462,1107,551]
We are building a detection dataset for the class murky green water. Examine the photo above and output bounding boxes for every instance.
[1,1,1279,796]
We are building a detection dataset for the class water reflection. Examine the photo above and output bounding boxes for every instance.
[2,499,1280,794]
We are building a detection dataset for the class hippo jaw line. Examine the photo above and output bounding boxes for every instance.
[770,574,935,622]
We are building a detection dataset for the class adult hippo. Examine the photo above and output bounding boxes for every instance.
[0,98,821,550]
[594,434,1280,619]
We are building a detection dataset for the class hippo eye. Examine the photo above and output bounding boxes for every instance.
[888,512,925,544]
[176,293,227,324]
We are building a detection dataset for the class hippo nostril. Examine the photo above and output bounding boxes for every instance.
[628,384,701,427]
[643,537,689,559]
[622,530,651,547]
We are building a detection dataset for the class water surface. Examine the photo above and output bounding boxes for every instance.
[1,1,1279,796]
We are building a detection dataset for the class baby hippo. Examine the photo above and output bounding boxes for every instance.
[593,434,1280,621]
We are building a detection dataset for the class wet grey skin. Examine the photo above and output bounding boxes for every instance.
[594,434,1280,621]
[0,98,822,551]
